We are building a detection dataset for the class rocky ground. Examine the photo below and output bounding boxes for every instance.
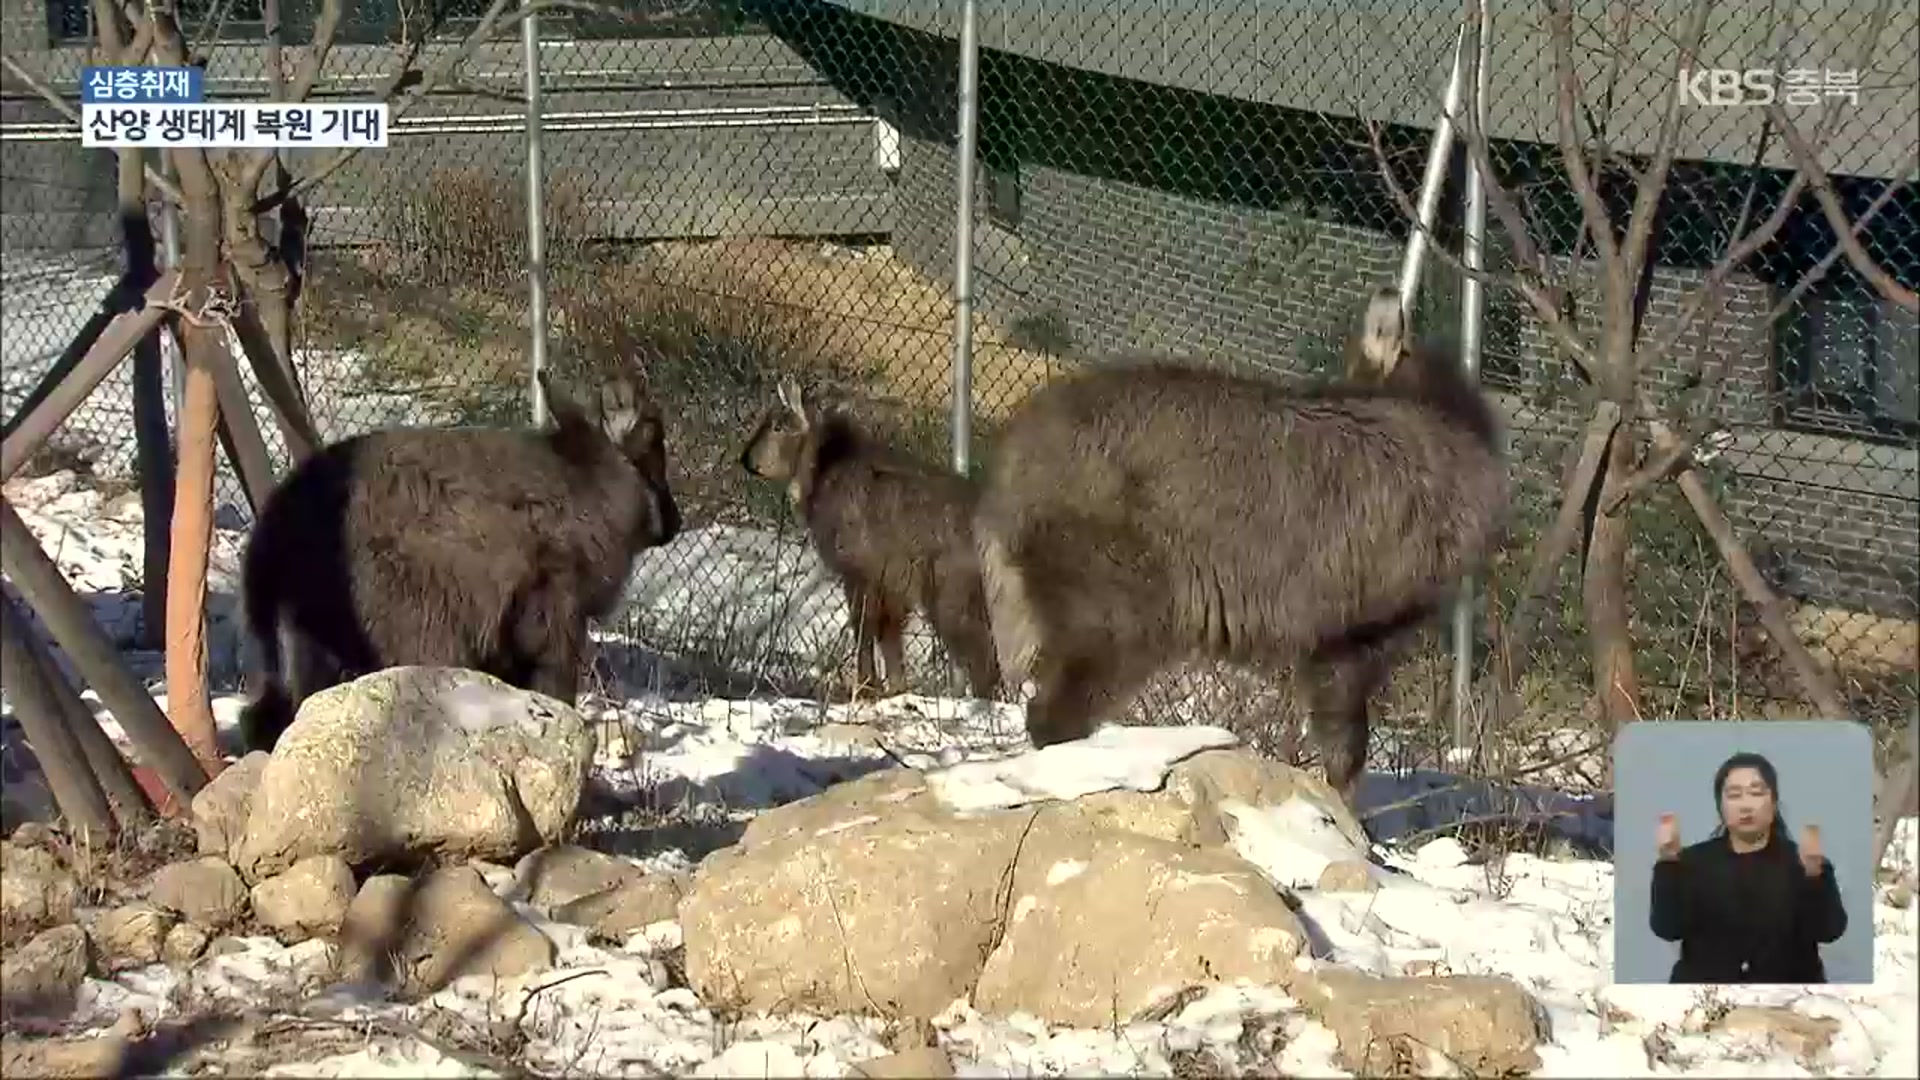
[2,470,1918,1078]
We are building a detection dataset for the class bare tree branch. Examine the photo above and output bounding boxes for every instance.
[238,0,346,196]
[285,0,346,104]
[1545,0,1620,270]
[1602,171,1915,511]
[1617,0,1714,292]
[1767,102,1920,313]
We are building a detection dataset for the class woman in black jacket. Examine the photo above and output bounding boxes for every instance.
[1648,750,1849,983]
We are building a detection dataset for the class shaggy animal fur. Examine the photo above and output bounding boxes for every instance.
[740,377,999,699]
[237,367,681,752]
[973,287,1509,810]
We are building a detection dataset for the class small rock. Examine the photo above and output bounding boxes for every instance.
[149,857,249,929]
[91,903,176,970]
[1317,859,1379,893]
[553,873,688,940]
[469,860,516,893]
[9,822,57,849]
[1715,1006,1842,1065]
[852,1048,957,1078]
[348,866,555,994]
[189,752,271,865]
[285,939,342,990]
[1293,969,1547,1077]
[206,936,251,959]
[251,855,356,939]
[1886,879,1914,910]
[1,842,79,945]
[0,1030,130,1078]
[0,925,92,1019]
[161,922,210,966]
[511,845,646,912]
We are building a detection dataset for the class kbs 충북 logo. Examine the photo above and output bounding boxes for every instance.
[1678,67,1861,107]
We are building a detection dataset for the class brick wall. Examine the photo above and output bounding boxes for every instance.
[892,124,1919,620]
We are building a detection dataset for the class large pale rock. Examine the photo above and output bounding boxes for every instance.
[685,739,1348,1024]
[685,771,1024,1019]
[1292,969,1548,1077]
[149,857,250,930]
[233,667,596,880]
[190,751,270,862]
[972,827,1306,1026]
[0,925,91,1019]
[251,855,356,939]
[0,842,77,945]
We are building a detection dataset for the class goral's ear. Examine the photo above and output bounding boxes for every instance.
[598,377,642,445]
[776,375,811,430]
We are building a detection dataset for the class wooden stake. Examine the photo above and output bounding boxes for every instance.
[0,498,208,803]
[0,596,116,839]
[163,317,226,771]
[0,272,178,482]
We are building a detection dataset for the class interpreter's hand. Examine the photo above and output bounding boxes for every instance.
[1799,824,1826,878]
[1656,812,1681,860]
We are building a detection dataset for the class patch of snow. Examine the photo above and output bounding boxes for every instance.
[925,723,1239,813]
[1220,795,1371,889]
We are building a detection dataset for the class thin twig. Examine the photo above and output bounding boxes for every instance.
[1766,102,1920,313]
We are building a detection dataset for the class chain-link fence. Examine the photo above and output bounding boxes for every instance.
[2,0,1914,785]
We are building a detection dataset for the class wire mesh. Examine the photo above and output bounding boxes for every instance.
[0,0,1913,782]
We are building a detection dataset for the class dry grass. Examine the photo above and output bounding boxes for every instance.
[638,237,1072,421]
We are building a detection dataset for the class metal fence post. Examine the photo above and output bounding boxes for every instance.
[1453,0,1492,752]
[1395,21,1468,304]
[949,0,980,475]
[522,0,552,427]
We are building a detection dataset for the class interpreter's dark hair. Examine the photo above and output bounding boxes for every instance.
[1710,750,1796,855]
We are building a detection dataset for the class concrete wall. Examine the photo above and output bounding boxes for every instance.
[0,35,894,251]
[828,0,1920,181]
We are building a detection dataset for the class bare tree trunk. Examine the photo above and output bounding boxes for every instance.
[1584,420,1642,728]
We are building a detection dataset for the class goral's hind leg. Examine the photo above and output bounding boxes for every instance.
[873,596,909,696]
[843,578,884,703]
[508,579,585,705]
[931,575,1001,700]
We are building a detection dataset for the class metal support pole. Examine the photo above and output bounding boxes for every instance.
[1452,0,1492,752]
[1395,21,1469,306]
[522,0,552,427]
[949,0,980,476]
